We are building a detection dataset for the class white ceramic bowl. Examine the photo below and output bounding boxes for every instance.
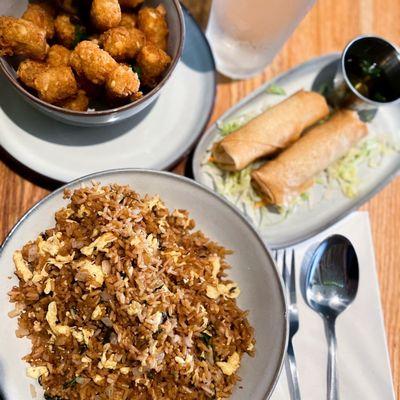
[0,169,287,400]
[0,0,185,127]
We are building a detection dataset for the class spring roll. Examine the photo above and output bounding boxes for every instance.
[251,110,368,206]
[212,90,329,171]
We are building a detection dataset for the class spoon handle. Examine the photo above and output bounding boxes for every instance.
[325,318,339,400]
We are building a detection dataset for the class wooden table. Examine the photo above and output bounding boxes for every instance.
[0,0,398,396]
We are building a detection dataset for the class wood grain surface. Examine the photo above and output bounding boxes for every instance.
[1,0,399,396]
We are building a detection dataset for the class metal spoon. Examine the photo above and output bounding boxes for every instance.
[304,235,359,400]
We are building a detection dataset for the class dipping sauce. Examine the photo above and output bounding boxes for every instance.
[343,36,400,104]
[345,56,398,103]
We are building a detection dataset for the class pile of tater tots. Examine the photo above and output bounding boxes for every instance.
[0,0,172,111]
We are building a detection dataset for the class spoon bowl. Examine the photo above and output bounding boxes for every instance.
[304,234,359,400]
[305,235,359,319]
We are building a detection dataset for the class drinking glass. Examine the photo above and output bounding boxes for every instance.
[206,0,316,79]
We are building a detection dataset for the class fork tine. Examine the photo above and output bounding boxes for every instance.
[289,249,297,304]
[272,250,278,262]
[282,249,288,285]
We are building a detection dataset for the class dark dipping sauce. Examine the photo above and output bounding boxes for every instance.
[344,37,400,103]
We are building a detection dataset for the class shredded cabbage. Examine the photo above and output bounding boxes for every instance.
[217,121,242,137]
[323,136,396,198]
[265,84,286,95]
[206,164,261,207]
[205,112,399,228]
[204,162,301,227]
[217,114,255,137]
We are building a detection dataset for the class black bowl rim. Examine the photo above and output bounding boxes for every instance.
[0,0,185,117]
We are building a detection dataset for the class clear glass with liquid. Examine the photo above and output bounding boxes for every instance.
[206,0,316,79]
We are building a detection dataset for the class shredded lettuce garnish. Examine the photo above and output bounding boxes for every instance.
[217,121,242,137]
[205,97,399,228]
[266,84,286,95]
[204,162,302,228]
[208,115,310,219]
[204,133,398,228]
[213,165,261,206]
[321,136,396,198]
[217,114,255,137]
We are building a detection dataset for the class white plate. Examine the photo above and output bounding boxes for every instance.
[192,53,400,248]
[0,169,287,400]
[0,9,216,182]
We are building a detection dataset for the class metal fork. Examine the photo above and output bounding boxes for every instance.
[274,249,301,400]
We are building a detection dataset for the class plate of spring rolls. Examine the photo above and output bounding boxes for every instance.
[193,53,400,248]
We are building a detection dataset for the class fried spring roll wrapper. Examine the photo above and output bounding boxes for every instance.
[212,90,329,171]
[251,110,368,206]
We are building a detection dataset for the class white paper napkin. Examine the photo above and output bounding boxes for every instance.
[271,211,395,400]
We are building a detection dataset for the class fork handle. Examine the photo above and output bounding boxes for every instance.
[325,318,339,400]
[286,339,301,400]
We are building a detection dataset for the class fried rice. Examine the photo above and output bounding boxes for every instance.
[8,184,255,400]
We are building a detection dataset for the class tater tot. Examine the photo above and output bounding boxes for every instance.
[17,59,48,89]
[22,3,55,39]
[61,90,89,111]
[137,5,168,51]
[91,0,121,31]
[0,17,48,60]
[106,64,140,98]
[100,27,144,61]
[136,43,171,87]
[118,0,144,8]
[34,66,78,104]
[54,14,77,48]
[120,12,137,28]
[70,41,117,85]
[47,44,71,66]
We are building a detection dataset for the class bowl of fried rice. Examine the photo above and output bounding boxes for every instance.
[0,169,287,400]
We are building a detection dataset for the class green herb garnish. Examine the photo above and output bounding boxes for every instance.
[132,65,142,79]
[372,91,387,102]
[201,332,212,346]
[153,284,164,292]
[79,344,88,354]
[72,25,88,48]
[147,371,155,379]
[266,84,286,95]
[359,59,382,78]
[63,377,79,389]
